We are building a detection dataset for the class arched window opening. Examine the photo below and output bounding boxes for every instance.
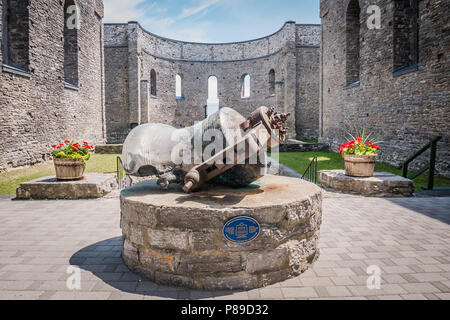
[206,76,219,117]
[241,74,251,98]
[150,69,157,96]
[345,0,360,86]
[2,0,30,71]
[64,0,79,86]
[393,0,419,73]
[176,73,183,98]
[269,69,275,96]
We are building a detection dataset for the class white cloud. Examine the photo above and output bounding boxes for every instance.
[103,0,147,22]
[141,16,176,33]
[159,24,212,42]
[103,0,214,43]
[179,0,220,19]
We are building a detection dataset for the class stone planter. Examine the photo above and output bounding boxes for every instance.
[344,154,376,177]
[53,158,85,180]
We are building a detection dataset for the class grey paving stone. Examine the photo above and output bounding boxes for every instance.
[325,286,352,297]
[400,282,442,294]
[0,290,45,300]
[281,287,318,299]
[259,287,284,299]
[0,195,448,300]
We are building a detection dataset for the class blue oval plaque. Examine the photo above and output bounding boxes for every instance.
[223,216,260,244]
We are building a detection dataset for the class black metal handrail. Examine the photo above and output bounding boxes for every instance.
[301,155,318,184]
[398,136,442,190]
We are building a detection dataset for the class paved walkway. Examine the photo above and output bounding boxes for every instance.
[0,194,449,300]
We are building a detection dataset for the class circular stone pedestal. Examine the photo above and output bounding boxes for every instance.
[120,175,323,290]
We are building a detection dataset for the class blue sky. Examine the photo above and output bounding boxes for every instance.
[103,0,320,43]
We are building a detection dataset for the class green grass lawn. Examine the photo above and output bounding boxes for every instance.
[0,154,120,195]
[270,151,450,191]
[1,151,449,194]
[300,140,319,144]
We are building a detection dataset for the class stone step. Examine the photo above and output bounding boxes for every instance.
[16,173,118,200]
[319,170,414,197]
[279,141,329,152]
[95,144,123,154]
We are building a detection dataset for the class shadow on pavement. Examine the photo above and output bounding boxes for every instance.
[69,237,243,299]
[386,197,450,225]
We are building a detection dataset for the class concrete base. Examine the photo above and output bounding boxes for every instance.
[95,144,123,154]
[16,173,118,200]
[120,174,323,290]
[279,139,329,152]
[319,170,414,197]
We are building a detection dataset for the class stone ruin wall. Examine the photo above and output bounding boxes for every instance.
[140,47,287,129]
[320,0,449,177]
[296,25,321,140]
[0,0,105,171]
[104,22,321,143]
[138,20,297,61]
[2,0,447,179]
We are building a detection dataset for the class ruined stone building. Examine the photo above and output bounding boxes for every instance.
[320,0,449,176]
[103,21,321,143]
[0,0,448,178]
[0,0,105,171]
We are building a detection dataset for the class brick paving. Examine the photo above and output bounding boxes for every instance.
[0,194,449,300]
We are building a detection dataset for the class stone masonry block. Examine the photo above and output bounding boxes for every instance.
[246,247,289,274]
[147,228,189,252]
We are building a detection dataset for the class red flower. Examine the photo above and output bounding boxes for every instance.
[65,140,70,144]
[366,141,379,150]
[52,145,57,148]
